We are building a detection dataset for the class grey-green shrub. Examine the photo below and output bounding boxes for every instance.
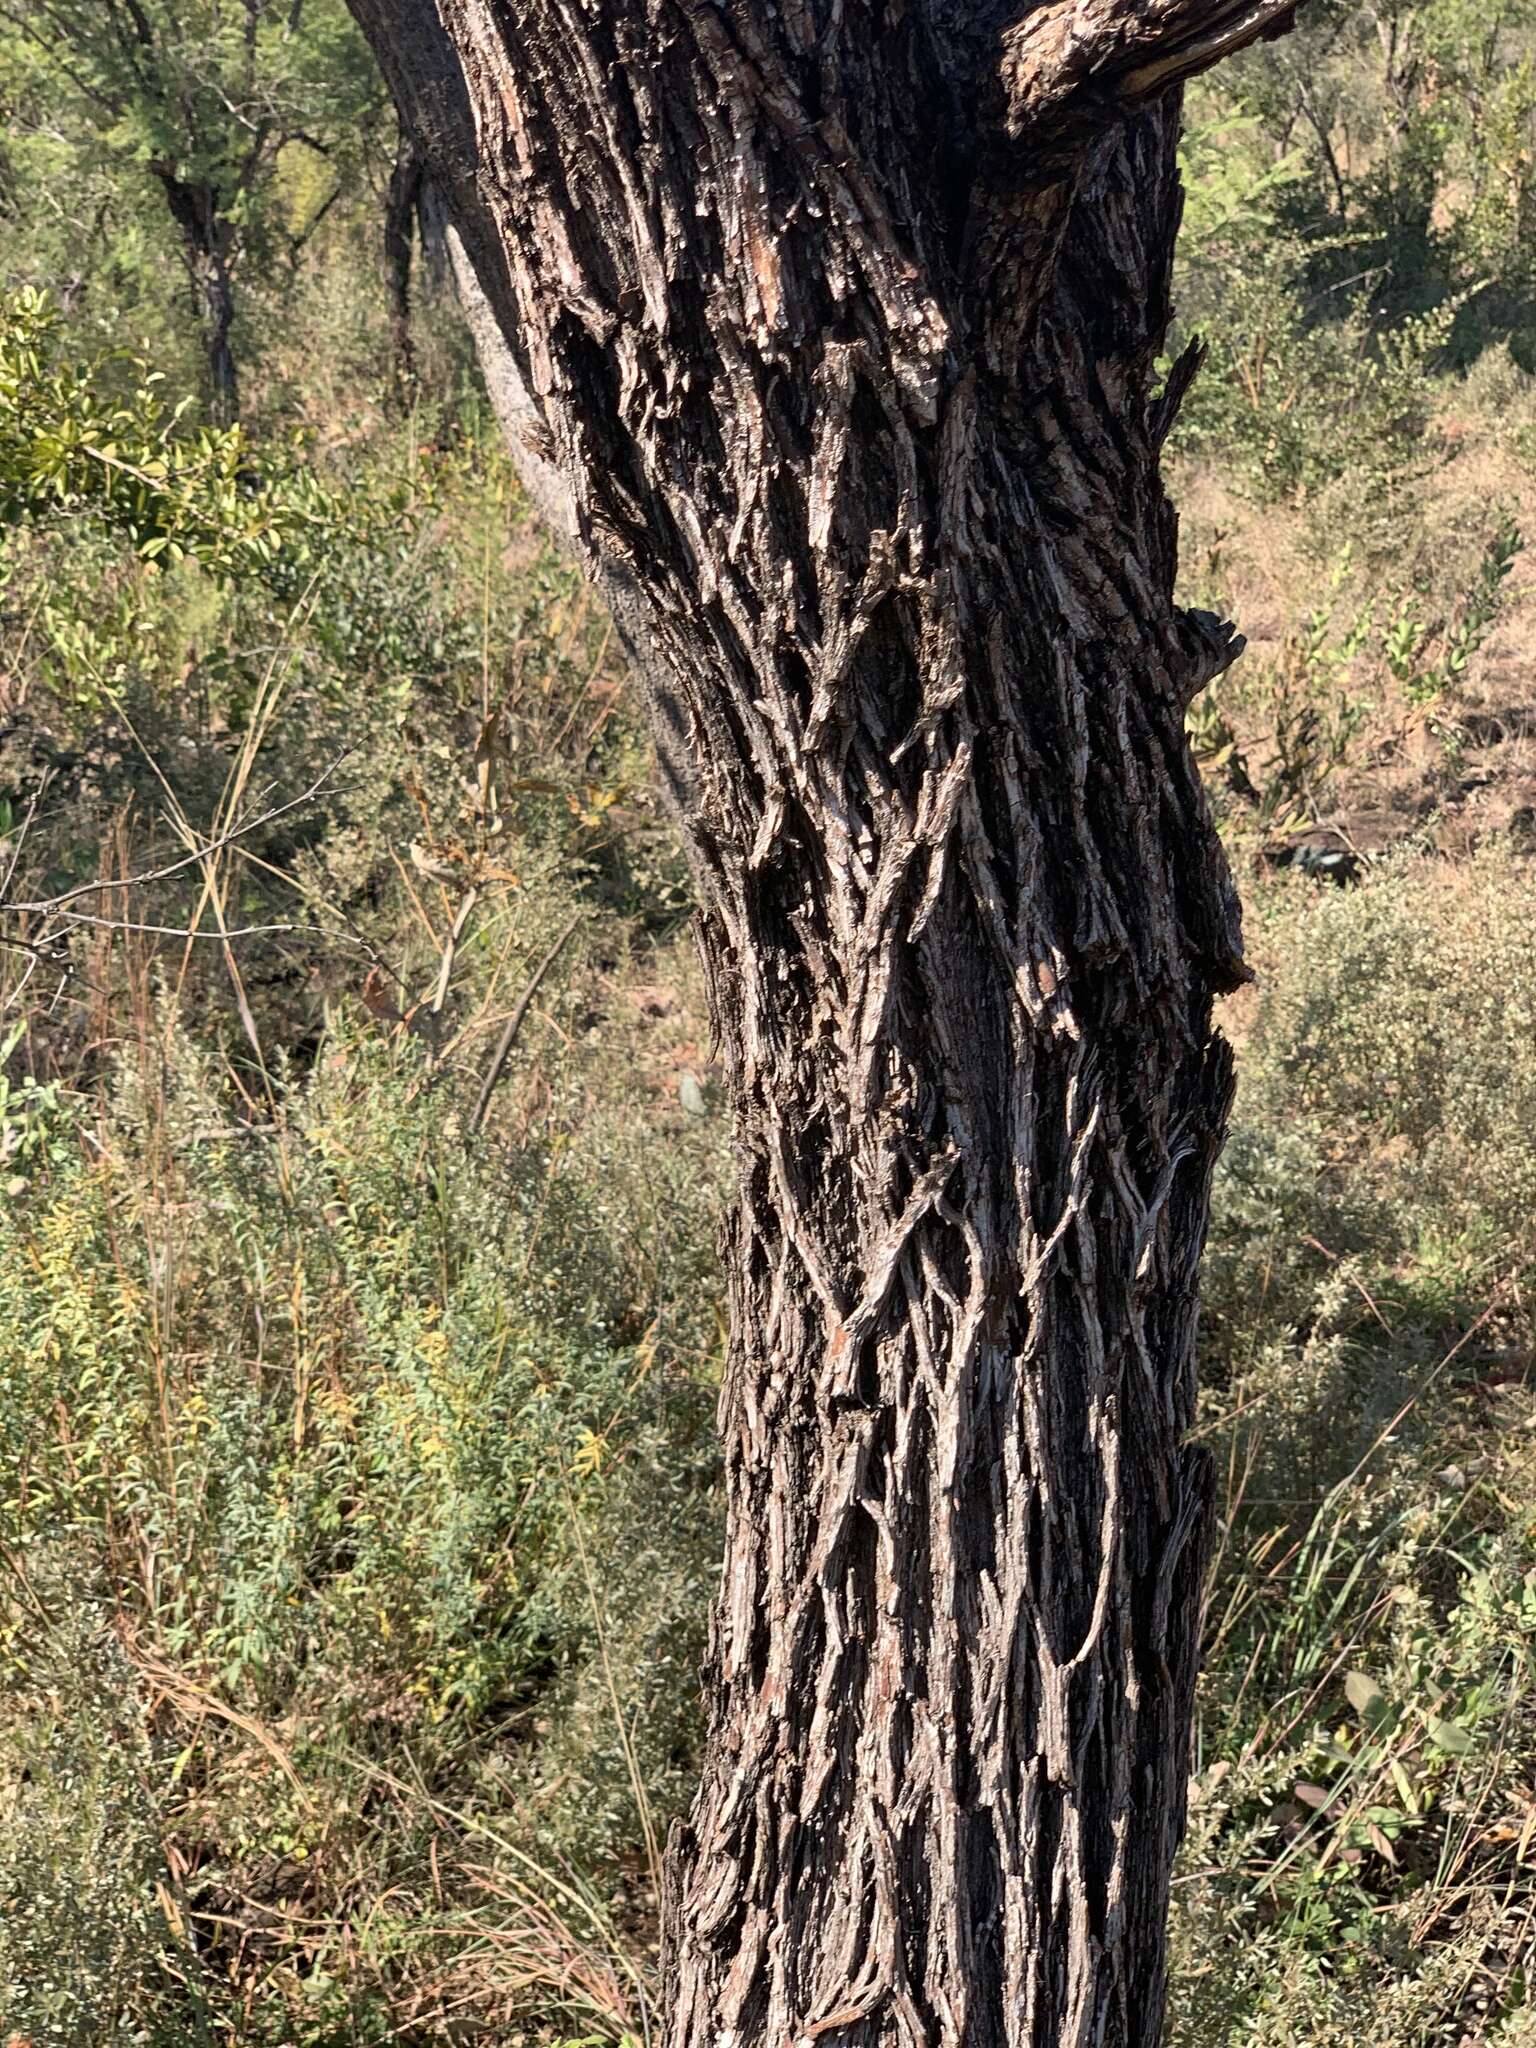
[0,981,722,2042]
[1171,849,1536,2046]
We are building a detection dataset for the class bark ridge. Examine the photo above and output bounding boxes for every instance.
[341,4,1297,2043]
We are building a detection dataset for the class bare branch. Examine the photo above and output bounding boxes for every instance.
[1,755,353,917]
[0,775,48,909]
[39,911,321,941]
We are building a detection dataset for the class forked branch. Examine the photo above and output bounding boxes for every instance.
[1002,0,1303,138]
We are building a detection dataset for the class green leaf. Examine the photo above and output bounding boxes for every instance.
[1344,1669,1388,1719]
[1389,1757,1422,1815]
[1428,1716,1475,1755]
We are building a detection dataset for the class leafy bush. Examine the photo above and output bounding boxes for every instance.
[0,980,720,2043]
[0,1596,191,2048]
[0,286,528,719]
[1172,851,1536,2044]
[0,297,718,2042]
[0,287,327,571]
[1186,519,1523,845]
[1236,850,1536,1298]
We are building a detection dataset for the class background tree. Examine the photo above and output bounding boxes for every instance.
[0,0,378,415]
[346,4,1311,2045]
[1209,0,1536,351]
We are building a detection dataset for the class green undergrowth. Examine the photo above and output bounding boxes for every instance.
[0,1001,720,2044]
[7,806,1536,2041]
[1171,850,1536,2047]
[0,294,723,2044]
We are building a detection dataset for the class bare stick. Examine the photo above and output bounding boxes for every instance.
[468,913,581,1137]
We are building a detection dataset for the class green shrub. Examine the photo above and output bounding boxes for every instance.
[0,978,720,2042]
[1173,850,1536,2044]
[0,1590,191,2048]
[1239,851,1536,1292]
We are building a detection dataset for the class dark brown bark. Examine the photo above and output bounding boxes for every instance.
[343,5,1306,2044]
[385,123,426,402]
[155,170,240,422]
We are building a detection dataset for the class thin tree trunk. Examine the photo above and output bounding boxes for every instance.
[204,259,238,423]
[384,124,425,403]
[156,171,240,422]
[346,5,1306,2044]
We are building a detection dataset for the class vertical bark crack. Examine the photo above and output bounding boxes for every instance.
[337,1,1309,2040]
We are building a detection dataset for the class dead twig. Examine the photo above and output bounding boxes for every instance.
[0,754,353,916]
[468,913,581,1137]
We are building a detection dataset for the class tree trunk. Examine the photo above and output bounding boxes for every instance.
[156,171,240,422]
[385,123,425,403]
[345,5,1305,2043]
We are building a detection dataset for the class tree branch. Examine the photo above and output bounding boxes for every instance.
[1002,0,1303,140]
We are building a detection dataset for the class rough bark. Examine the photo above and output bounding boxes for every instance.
[385,123,426,401]
[343,5,1305,2044]
[156,170,240,422]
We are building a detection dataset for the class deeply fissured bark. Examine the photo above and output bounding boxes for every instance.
[344,5,1305,2043]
